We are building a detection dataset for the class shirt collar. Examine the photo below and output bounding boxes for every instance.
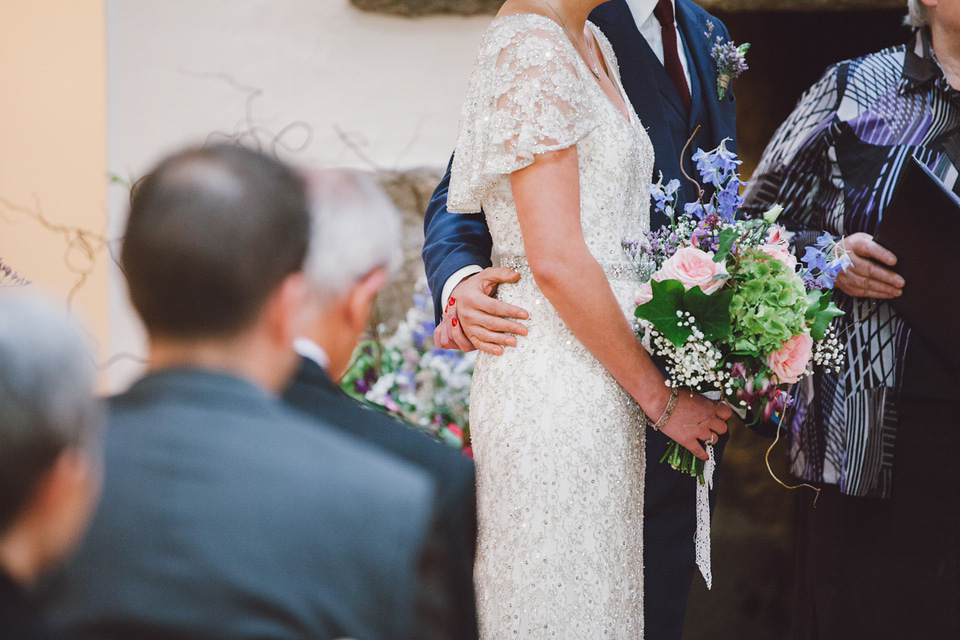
[293,337,330,372]
[626,0,665,27]
[901,27,957,98]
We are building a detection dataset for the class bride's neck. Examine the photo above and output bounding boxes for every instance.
[504,0,600,31]
[553,0,599,28]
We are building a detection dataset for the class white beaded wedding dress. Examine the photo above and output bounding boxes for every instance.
[448,14,654,639]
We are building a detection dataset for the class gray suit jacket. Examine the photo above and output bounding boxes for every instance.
[41,368,438,640]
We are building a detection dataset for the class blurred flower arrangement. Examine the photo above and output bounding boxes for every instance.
[624,139,850,482]
[0,258,30,288]
[340,280,476,456]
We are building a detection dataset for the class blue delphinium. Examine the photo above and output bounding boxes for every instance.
[648,175,681,219]
[801,233,852,289]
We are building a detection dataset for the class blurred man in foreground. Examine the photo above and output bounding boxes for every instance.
[41,144,444,640]
[0,292,102,640]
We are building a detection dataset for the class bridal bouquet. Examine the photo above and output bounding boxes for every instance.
[624,140,850,482]
[340,280,476,455]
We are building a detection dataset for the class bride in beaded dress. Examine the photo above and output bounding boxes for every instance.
[446,0,731,637]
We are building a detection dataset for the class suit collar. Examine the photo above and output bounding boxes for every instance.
[593,0,690,120]
[294,355,338,393]
[675,0,711,129]
[591,0,632,26]
[121,367,276,410]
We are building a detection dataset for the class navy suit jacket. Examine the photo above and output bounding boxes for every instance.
[422,0,737,322]
[283,356,479,640]
[41,368,439,640]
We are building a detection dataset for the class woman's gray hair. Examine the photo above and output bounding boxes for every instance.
[302,169,403,304]
[905,0,928,28]
[0,291,100,533]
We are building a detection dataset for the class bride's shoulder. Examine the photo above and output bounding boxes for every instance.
[482,12,565,48]
[478,13,577,72]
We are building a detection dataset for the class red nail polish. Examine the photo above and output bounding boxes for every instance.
[449,297,456,306]
[451,317,458,328]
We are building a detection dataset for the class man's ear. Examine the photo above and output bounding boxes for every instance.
[345,268,388,333]
[23,448,100,573]
[264,271,309,346]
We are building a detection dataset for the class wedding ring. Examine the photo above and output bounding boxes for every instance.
[705,434,716,446]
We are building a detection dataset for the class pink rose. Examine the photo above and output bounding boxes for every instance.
[635,281,654,306]
[761,225,797,270]
[655,246,728,295]
[767,331,813,384]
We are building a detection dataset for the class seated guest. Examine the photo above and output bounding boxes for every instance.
[0,293,102,640]
[41,144,448,640]
[283,169,478,640]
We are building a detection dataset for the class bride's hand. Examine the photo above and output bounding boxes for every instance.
[658,391,732,461]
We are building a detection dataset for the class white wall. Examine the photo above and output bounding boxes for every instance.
[106,0,490,388]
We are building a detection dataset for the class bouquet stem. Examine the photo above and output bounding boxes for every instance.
[661,442,706,485]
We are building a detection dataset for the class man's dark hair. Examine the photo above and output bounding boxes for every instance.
[121,144,310,338]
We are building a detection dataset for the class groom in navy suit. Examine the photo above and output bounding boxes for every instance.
[422,1,737,637]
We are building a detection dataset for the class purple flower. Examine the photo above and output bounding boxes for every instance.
[802,246,828,272]
[354,378,371,395]
[648,175,681,218]
[691,213,722,252]
[716,179,744,222]
[692,140,741,188]
[685,201,707,220]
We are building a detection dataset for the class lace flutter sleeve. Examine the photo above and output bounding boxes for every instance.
[448,19,600,213]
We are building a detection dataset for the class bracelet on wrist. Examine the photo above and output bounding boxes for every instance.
[647,387,679,431]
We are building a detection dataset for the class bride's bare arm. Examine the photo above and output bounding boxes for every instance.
[512,146,730,459]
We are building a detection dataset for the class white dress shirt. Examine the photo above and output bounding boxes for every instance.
[293,336,330,372]
[626,0,692,89]
[440,0,692,309]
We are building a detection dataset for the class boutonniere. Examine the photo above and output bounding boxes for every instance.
[705,21,750,100]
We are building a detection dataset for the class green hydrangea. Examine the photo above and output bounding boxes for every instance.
[728,250,807,355]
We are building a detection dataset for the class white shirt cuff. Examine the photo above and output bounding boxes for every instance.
[441,265,484,310]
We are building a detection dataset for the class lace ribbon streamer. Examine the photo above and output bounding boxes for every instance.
[694,443,716,589]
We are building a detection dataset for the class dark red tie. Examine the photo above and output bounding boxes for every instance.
[653,0,691,113]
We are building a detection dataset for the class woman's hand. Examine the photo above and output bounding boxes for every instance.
[658,392,732,461]
[835,232,904,299]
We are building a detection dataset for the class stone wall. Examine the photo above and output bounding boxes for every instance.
[370,168,443,333]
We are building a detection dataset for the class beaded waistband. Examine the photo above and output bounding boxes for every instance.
[499,255,637,281]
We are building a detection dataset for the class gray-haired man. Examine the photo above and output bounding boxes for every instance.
[0,292,102,640]
[283,169,479,640]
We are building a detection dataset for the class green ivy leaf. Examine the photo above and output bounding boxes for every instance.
[713,228,737,263]
[635,279,692,346]
[804,290,827,322]
[810,299,844,340]
[683,286,734,342]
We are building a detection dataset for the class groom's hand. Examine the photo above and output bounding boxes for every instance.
[434,267,529,355]
[661,392,732,461]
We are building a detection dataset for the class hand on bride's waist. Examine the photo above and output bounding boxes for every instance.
[434,266,529,355]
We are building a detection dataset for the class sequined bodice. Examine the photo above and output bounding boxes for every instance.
[449,14,653,639]
[450,14,653,274]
